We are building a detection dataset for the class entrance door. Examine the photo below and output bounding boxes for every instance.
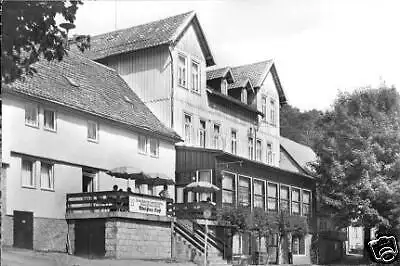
[13,210,33,249]
[75,220,105,258]
[82,169,98,192]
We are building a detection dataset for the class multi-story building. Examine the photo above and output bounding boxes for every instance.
[84,11,318,264]
[1,51,181,256]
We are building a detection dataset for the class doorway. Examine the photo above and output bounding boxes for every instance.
[82,168,98,192]
[13,210,33,249]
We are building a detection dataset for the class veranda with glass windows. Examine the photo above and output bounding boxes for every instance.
[175,146,316,264]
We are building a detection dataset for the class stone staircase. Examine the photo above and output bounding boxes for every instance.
[174,219,229,266]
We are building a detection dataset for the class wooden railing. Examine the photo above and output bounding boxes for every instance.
[174,202,217,220]
[66,191,174,215]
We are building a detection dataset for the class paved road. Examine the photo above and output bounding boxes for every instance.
[1,247,196,266]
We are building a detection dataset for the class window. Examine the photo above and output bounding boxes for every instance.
[184,114,192,144]
[302,190,311,216]
[21,159,35,187]
[40,162,54,190]
[191,61,200,93]
[82,169,97,192]
[241,88,247,104]
[270,99,276,126]
[213,124,221,149]
[149,138,159,157]
[176,187,184,203]
[231,129,237,155]
[87,120,98,142]
[267,183,278,212]
[198,170,212,201]
[138,135,148,154]
[261,96,267,120]
[199,119,206,148]
[292,235,305,255]
[25,104,39,127]
[43,109,56,131]
[178,54,187,88]
[292,188,301,215]
[222,172,236,205]
[256,139,262,161]
[280,185,290,213]
[268,234,278,264]
[238,176,251,207]
[248,137,254,160]
[253,180,265,209]
[221,79,228,95]
[266,143,273,165]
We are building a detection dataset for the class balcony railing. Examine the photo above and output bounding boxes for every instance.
[174,202,217,220]
[66,191,174,216]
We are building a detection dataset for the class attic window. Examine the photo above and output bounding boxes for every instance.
[64,76,79,87]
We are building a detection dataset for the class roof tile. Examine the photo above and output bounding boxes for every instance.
[4,52,181,141]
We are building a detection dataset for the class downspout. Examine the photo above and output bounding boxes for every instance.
[168,46,174,129]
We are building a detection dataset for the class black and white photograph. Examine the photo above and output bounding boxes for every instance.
[1,1,399,265]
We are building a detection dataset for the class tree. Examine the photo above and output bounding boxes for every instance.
[217,206,308,265]
[313,86,400,257]
[280,104,323,147]
[2,1,90,83]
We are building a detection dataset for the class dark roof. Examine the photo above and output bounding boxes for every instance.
[81,11,215,66]
[280,137,317,173]
[3,52,181,142]
[207,60,287,104]
[206,67,234,82]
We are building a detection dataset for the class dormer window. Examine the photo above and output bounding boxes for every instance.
[241,88,247,104]
[221,79,228,95]
[178,54,187,88]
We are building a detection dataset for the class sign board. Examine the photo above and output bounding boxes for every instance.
[203,208,212,219]
[129,195,166,216]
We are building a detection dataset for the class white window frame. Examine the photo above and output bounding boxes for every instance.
[253,178,266,210]
[212,123,221,149]
[256,139,262,161]
[292,235,306,255]
[43,108,57,132]
[221,171,236,205]
[25,103,39,128]
[191,60,201,94]
[178,53,188,88]
[231,129,237,155]
[199,119,207,148]
[40,161,55,191]
[184,112,193,144]
[138,135,148,154]
[267,181,279,212]
[87,120,99,142]
[149,137,159,158]
[238,174,252,208]
[291,186,302,215]
[196,169,213,201]
[221,79,228,95]
[302,189,312,217]
[248,137,254,160]
[21,158,36,188]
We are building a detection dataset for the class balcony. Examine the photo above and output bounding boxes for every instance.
[66,191,174,220]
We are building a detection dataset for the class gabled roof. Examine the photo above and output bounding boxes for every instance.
[207,60,287,105]
[280,137,317,174]
[81,11,215,66]
[3,52,181,142]
[206,67,235,83]
[228,78,253,91]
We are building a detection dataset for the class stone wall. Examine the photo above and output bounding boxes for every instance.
[105,218,172,259]
[2,215,68,252]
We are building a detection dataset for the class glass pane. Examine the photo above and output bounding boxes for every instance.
[254,196,264,208]
[292,189,300,202]
[176,187,184,203]
[198,170,211,182]
[138,135,147,152]
[303,204,310,216]
[22,160,34,186]
[25,105,38,125]
[267,198,277,211]
[222,174,233,190]
[292,237,299,255]
[280,200,289,212]
[239,177,249,188]
[254,180,263,195]
[41,162,53,189]
[267,183,277,198]
[303,191,310,204]
[150,138,158,156]
[292,202,300,214]
[200,192,212,202]
[88,122,97,140]
[222,190,233,203]
[44,110,55,129]
[280,186,289,200]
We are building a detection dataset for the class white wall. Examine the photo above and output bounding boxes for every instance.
[2,94,176,218]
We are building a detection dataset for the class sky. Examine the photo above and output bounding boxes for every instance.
[70,0,400,111]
